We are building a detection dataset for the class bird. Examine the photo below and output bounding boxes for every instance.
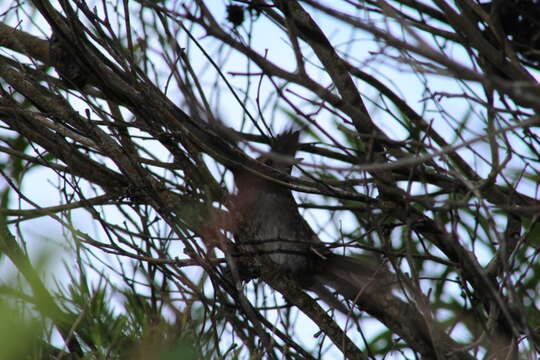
[227,130,474,359]
[49,30,89,88]
[229,129,392,306]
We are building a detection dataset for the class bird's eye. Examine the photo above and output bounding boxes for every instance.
[264,158,273,166]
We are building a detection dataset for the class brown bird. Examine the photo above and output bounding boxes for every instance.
[49,31,89,88]
[229,130,473,360]
[230,130,391,305]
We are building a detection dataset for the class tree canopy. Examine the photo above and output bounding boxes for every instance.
[0,1,539,359]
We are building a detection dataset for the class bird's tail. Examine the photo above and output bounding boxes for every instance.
[311,254,393,304]
[310,255,468,359]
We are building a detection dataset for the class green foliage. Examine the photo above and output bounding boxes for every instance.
[0,251,206,359]
[0,297,43,360]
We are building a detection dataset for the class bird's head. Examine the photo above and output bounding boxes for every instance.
[234,129,301,193]
[257,129,300,175]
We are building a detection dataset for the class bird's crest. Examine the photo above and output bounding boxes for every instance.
[270,129,300,157]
